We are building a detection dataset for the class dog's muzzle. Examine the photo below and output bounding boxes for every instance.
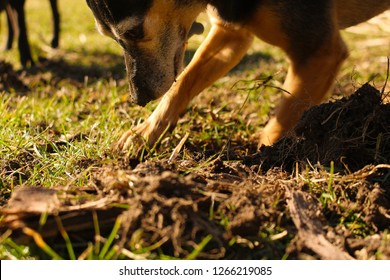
[124,21,205,106]
[124,52,153,106]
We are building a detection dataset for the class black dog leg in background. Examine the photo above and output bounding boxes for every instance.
[5,4,16,50]
[9,0,34,66]
[49,0,59,48]
[2,0,60,67]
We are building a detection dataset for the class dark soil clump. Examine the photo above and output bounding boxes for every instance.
[245,83,390,174]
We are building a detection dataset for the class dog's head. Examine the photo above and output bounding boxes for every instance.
[86,0,205,106]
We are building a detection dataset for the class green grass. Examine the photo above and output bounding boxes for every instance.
[1,1,389,259]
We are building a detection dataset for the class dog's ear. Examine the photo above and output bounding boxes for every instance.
[188,21,204,38]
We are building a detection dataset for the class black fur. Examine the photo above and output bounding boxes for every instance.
[210,0,261,22]
[271,0,333,62]
[86,0,153,24]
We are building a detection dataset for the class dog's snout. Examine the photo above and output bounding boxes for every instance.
[123,43,180,106]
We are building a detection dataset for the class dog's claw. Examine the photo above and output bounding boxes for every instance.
[113,129,147,158]
[116,130,135,150]
[114,118,163,155]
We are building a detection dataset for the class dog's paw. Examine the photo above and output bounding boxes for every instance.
[113,118,171,155]
[114,129,146,153]
[114,120,152,153]
[259,117,285,147]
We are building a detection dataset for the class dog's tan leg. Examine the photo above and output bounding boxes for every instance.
[259,32,348,146]
[118,12,254,150]
[245,3,350,146]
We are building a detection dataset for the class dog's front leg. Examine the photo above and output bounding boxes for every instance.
[117,14,254,151]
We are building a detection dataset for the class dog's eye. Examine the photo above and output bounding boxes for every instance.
[123,26,144,41]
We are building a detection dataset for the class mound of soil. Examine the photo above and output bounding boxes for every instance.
[246,83,390,173]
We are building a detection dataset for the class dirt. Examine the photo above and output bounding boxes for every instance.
[2,159,389,259]
[1,60,390,259]
[246,83,390,174]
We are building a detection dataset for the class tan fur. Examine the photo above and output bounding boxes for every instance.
[115,1,389,150]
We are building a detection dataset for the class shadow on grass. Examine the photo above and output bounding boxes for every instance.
[2,48,276,93]
[25,50,126,83]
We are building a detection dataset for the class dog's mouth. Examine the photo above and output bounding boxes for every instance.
[174,48,183,79]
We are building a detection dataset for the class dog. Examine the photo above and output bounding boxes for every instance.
[85,0,390,151]
[1,0,60,67]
